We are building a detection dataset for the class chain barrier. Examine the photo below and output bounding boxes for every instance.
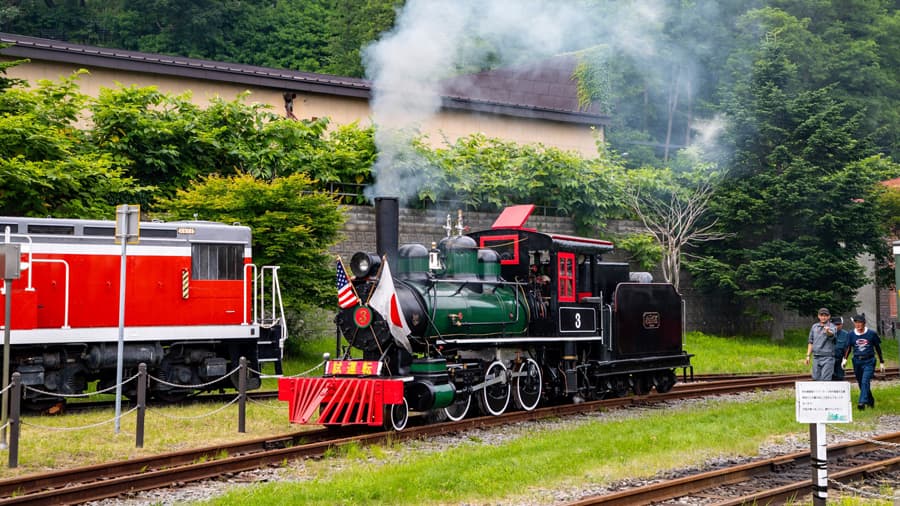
[829,425,900,448]
[828,478,899,501]
[0,382,11,396]
[21,406,140,431]
[0,421,7,433]
[147,395,241,420]
[148,366,239,390]
[825,425,900,500]
[24,373,140,398]
[283,360,326,378]
[246,395,283,410]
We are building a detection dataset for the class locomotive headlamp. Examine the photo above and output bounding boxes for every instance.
[350,252,381,278]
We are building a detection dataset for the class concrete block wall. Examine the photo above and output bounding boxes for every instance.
[329,205,809,335]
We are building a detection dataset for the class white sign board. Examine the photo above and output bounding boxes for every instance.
[796,381,852,423]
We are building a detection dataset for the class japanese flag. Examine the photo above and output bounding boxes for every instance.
[368,258,412,353]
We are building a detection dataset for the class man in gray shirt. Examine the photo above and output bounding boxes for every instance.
[805,307,836,380]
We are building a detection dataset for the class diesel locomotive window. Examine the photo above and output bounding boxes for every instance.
[141,228,178,238]
[27,224,74,235]
[191,243,243,280]
[84,226,115,237]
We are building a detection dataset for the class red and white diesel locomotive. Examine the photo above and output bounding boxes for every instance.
[0,215,286,405]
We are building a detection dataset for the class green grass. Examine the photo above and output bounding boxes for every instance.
[685,329,899,374]
[200,384,900,506]
[4,329,898,505]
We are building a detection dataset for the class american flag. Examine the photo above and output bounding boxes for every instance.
[336,258,360,309]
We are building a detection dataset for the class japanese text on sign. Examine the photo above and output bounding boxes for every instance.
[795,381,852,423]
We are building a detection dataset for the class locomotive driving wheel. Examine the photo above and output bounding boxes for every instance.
[478,361,511,416]
[610,376,630,398]
[383,397,409,431]
[443,391,472,421]
[513,358,542,411]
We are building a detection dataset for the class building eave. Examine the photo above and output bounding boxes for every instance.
[0,32,609,126]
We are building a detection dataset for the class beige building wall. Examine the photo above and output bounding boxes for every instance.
[424,110,601,155]
[5,59,602,158]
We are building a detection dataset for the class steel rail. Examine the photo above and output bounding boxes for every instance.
[564,432,900,505]
[1,373,896,505]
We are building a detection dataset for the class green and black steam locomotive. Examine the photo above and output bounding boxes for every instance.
[279,198,692,430]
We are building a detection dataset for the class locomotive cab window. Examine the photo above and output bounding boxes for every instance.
[479,235,519,264]
[192,243,242,280]
[557,252,576,302]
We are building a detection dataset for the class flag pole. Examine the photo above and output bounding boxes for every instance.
[337,256,361,301]
[364,255,388,305]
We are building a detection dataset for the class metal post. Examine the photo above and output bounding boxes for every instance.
[810,422,827,505]
[114,229,127,434]
[136,363,146,448]
[8,373,20,468]
[1,275,11,449]
[114,204,139,434]
[238,357,247,433]
[2,232,22,449]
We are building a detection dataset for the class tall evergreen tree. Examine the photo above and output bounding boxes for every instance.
[690,9,898,340]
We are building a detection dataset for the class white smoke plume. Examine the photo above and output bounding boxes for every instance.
[362,0,702,202]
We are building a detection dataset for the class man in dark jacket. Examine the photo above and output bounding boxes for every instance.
[831,316,851,380]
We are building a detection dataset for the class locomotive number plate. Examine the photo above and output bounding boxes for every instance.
[559,307,597,333]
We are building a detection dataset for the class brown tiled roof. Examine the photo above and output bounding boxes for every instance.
[441,55,603,116]
[0,33,607,126]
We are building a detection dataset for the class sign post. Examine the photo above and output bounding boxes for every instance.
[796,381,852,505]
[0,237,21,449]
[114,205,140,434]
[893,241,900,369]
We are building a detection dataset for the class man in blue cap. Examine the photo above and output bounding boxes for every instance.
[830,316,851,380]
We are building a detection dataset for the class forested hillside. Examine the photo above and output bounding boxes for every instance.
[0,0,402,77]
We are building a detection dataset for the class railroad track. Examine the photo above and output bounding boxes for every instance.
[46,368,900,413]
[1,372,896,505]
[564,431,900,505]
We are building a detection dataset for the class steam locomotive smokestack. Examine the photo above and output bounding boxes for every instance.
[375,196,399,268]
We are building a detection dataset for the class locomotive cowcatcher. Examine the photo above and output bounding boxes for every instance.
[0,215,286,406]
[279,198,692,430]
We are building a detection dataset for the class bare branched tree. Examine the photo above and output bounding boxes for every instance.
[627,182,730,292]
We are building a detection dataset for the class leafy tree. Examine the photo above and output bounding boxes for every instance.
[89,85,210,200]
[154,173,345,312]
[418,133,628,232]
[227,0,332,71]
[691,16,899,340]
[324,0,404,77]
[89,87,332,198]
[0,72,144,217]
[304,122,377,202]
[614,233,663,272]
[194,93,330,182]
